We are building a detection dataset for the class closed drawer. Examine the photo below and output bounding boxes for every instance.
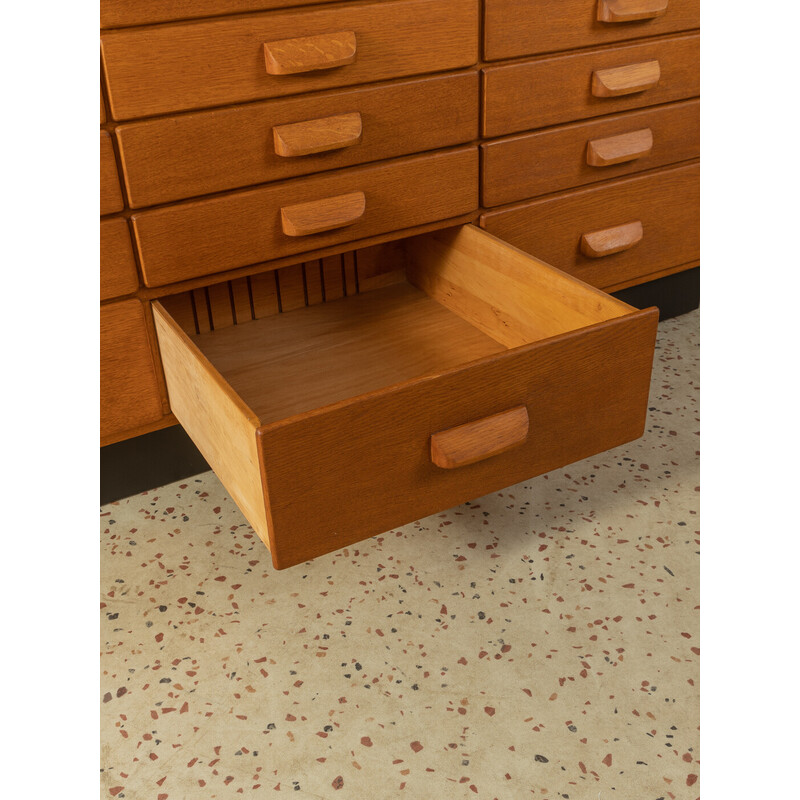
[100,131,124,215]
[117,73,479,208]
[152,224,657,569]
[101,0,478,120]
[484,0,699,61]
[482,99,699,207]
[480,161,699,290]
[101,299,165,443]
[100,218,139,300]
[102,0,349,29]
[483,32,699,137]
[132,146,478,287]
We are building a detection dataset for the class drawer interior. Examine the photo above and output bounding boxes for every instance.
[155,224,636,424]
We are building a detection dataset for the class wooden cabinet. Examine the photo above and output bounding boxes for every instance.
[100,0,698,564]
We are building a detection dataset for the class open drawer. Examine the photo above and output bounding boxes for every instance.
[152,225,658,569]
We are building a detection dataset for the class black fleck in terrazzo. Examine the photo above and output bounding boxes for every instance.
[101,310,699,799]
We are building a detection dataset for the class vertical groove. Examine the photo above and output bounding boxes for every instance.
[318,260,326,303]
[301,262,309,306]
[274,269,283,314]
[246,275,256,321]
[227,281,236,324]
[354,250,361,295]
[340,254,347,297]
[204,286,213,331]
[189,289,200,335]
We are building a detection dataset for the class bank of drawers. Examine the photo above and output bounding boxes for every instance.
[479,8,700,291]
[101,0,699,449]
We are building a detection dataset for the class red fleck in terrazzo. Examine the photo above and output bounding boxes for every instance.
[101,311,699,798]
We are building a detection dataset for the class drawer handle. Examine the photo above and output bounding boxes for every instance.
[580,221,643,258]
[597,0,669,23]
[592,60,661,97]
[273,112,363,158]
[431,406,529,470]
[586,127,653,166]
[280,191,366,237]
[264,31,357,75]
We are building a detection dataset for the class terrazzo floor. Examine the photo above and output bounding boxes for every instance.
[101,309,699,800]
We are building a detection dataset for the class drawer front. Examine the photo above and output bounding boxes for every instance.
[100,131,124,215]
[484,0,699,61]
[482,33,699,138]
[258,304,657,568]
[101,299,165,442]
[117,73,479,208]
[133,147,479,287]
[102,0,478,120]
[102,0,348,29]
[480,161,699,290]
[482,99,699,207]
[100,218,139,300]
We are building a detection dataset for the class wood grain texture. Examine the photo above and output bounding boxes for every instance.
[193,281,506,425]
[273,112,363,158]
[101,0,478,119]
[404,225,631,348]
[482,32,699,137]
[481,98,698,206]
[480,161,699,290]
[256,305,658,568]
[591,60,661,97]
[597,0,669,23]
[431,406,529,469]
[586,127,653,166]
[101,300,165,442]
[100,217,139,300]
[281,191,366,236]
[132,147,479,287]
[101,0,347,29]
[116,73,478,208]
[100,131,124,215]
[152,302,273,549]
[483,0,698,61]
[264,30,356,75]
[580,220,643,257]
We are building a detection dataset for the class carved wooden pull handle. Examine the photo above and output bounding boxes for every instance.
[264,30,357,75]
[280,191,365,237]
[580,221,643,258]
[592,60,661,97]
[597,0,669,23]
[273,112,363,158]
[431,406,529,469]
[586,128,653,166]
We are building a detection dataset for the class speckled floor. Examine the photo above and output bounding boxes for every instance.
[101,309,699,800]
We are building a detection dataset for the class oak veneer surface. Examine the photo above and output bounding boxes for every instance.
[132,146,479,287]
[101,300,165,441]
[101,0,347,29]
[101,0,479,119]
[480,161,699,290]
[193,281,507,424]
[116,73,479,208]
[483,0,699,61]
[152,303,272,549]
[482,32,699,137]
[100,217,140,300]
[100,131,124,216]
[258,305,658,567]
[481,98,699,207]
